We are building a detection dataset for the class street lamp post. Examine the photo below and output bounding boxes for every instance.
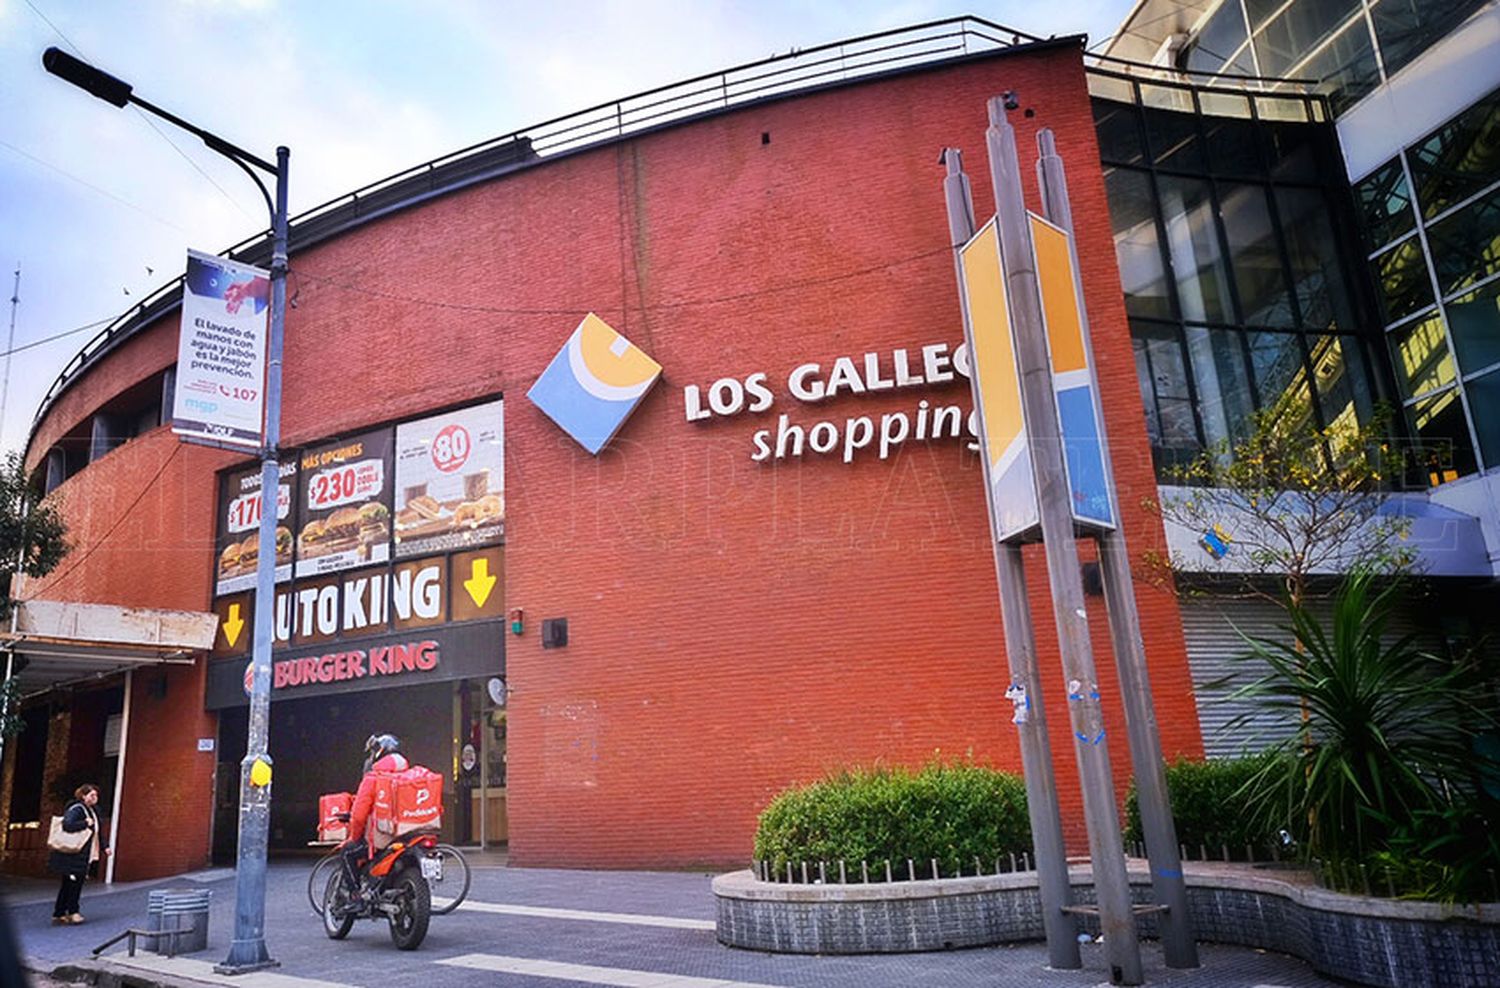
[44,47,287,974]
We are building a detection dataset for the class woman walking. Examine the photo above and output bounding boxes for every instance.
[49,783,108,925]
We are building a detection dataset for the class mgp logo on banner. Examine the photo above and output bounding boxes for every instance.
[172,249,269,448]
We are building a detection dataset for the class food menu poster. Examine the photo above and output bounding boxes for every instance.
[215,460,298,597]
[393,399,504,558]
[295,427,395,578]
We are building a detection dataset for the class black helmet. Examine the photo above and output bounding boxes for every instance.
[363,733,401,772]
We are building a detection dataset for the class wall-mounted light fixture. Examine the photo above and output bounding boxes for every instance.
[509,608,524,636]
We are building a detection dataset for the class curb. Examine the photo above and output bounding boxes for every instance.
[37,958,219,988]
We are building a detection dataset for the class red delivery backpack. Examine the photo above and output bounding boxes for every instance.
[370,766,442,847]
[318,792,353,842]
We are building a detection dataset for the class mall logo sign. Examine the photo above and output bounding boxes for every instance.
[527,313,662,454]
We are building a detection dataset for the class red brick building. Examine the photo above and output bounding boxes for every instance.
[2,28,1204,881]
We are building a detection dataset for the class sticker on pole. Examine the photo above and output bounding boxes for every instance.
[172,249,269,448]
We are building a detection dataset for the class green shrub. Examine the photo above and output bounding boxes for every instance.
[1125,753,1289,857]
[1234,574,1500,900]
[754,761,1030,881]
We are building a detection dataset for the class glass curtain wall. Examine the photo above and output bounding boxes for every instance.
[1092,72,1386,480]
[1355,85,1500,482]
[1177,0,1488,114]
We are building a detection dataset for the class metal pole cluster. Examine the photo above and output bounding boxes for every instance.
[943,96,1199,986]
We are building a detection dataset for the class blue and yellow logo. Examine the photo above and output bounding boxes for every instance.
[527,313,662,454]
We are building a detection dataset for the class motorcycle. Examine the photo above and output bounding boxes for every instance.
[321,817,437,951]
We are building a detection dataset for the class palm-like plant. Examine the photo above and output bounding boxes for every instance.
[1234,573,1497,881]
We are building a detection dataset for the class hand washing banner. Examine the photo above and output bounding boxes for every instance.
[172,249,269,448]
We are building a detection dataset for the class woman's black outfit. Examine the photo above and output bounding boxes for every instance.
[47,801,100,920]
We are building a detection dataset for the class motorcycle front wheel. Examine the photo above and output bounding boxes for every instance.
[322,871,355,940]
[388,864,431,950]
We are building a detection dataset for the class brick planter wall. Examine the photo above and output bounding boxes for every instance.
[712,863,1500,987]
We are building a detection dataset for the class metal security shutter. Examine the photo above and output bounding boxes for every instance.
[1180,596,1318,760]
[1182,594,1432,759]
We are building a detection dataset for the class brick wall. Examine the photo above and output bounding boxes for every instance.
[22,39,1200,873]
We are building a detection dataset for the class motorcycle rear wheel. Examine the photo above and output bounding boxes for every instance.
[322,871,355,940]
[388,866,431,950]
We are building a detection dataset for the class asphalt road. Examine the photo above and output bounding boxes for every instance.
[7,860,1339,988]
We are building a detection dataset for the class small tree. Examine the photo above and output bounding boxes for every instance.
[1148,402,1412,608]
[0,451,69,739]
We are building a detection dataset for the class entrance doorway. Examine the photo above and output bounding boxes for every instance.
[455,678,506,848]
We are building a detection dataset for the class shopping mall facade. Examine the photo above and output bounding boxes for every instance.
[2,6,1497,881]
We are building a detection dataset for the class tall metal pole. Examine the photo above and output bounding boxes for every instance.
[1035,129,1197,968]
[941,148,1080,970]
[218,146,288,975]
[2,265,18,442]
[984,97,1142,985]
[104,667,133,885]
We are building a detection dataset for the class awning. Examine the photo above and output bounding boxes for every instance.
[1,599,218,698]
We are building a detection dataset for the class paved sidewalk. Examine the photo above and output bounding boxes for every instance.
[7,860,1339,988]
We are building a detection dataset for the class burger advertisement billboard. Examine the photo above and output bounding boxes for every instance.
[394,398,504,558]
[296,427,396,578]
[214,460,297,596]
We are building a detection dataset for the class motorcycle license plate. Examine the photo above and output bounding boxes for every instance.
[420,855,442,881]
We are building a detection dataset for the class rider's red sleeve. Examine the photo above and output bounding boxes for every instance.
[347,773,376,842]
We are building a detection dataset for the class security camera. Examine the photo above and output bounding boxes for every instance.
[1002,91,1020,111]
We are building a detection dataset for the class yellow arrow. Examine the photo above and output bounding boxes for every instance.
[222,603,245,648]
[464,557,497,608]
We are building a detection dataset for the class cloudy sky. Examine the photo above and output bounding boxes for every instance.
[0,0,1132,457]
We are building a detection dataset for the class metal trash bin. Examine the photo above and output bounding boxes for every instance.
[144,888,212,955]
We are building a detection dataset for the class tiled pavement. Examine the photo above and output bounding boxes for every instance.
[6,859,1340,988]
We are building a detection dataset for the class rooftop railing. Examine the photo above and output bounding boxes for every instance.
[28,15,1323,448]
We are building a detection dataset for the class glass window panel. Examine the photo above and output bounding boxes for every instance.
[1199,90,1253,119]
[1277,187,1355,331]
[1253,0,1362,77]
[1447,279,1500,374]
[1407,387,1478,483]
[1185,1,1253,75]
[1297,16,1380,114]
[1249,330,1317,429]
[1220,182,1296,327]
[1245,0,1287,31]
[1184,325,1255,446]
[1158,175,1235,323]
[1088,73,1134,103]
[1142,103,1206,172]
[1371,239,1435,323]
[1254,96,1313,123]
[1131,320,1201,474]
[1388,314,1457,398]
[1260,121,1321,182]
[1093,98,1146,166]
[1354,158,1416,248]
[1426,185,1500,296]
[1204,113,1263,178]
[1465,370,1500,467]
[1408,88,1500,219]
[1105,168,1174,320]
[1373,0,1488,79]
[1310,335,1376,455]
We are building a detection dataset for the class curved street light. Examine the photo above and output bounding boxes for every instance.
[44,45,288,976]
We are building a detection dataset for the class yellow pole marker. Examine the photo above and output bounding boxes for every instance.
[249,757,273,788]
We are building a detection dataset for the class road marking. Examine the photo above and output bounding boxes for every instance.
[106,953,348,988]
[440,953,783,987]
[436,897,715,930]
